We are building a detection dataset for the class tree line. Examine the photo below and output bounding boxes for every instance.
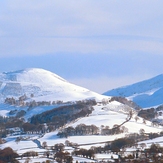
[57,123,129,138]
[30,101,95,126]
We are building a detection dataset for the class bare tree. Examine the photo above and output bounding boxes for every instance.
[134,116,139,122]
[143,118,146,124]
[139,143,146,149]
[139,128,145,135]
[42,141,47,148]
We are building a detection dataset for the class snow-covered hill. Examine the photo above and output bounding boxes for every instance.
[0,68,110,119]
[1,102,163,161]
[0,68,106,103]
[103,74,163,108]
[1,69,163,162]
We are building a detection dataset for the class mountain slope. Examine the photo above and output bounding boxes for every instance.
[0,68,106,103]
[103,74,163,108]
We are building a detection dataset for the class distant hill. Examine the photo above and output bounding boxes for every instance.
[0,68,106,103]
[0,68,109,119]
[103,74,163,108]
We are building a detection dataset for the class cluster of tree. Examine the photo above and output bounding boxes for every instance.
[3,118,24,128]
[0,120,62,137]
[101,125,128,135]
[5,94,27,106]
[5,94,96,108]
[57,123,129,138]
[57,124,99,138]
[53,143,65,152]
[4,94,64,108]
[5,97,52,108]
[121,143,163,163]
[125,131,163,145]
[54,151,73,163]
[138,108,157,120]
[148,131,163,139]
[124,133,147,144]
[104,137,135,153]
[64,140,78,148]
[22,123,47,133]
[0,147,19,163]
[0,117,55,136]
[156,104,163,111]
[101,98,110,105]
[147,143,163,154]
[0,116,14,137]
[0,115,16,124]
[75,99,97,106]
[21,151,38,158]
[73,148,95,159]
[0,138,5,144]
[30,103,94,127]
[42,143,73,163]
[109,96,141,110]
[15,110,26,118]
[0,117,24,137]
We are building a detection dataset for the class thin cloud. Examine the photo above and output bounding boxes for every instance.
[0,1,163,57]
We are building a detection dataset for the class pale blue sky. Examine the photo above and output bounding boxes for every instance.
[0,0,163,93]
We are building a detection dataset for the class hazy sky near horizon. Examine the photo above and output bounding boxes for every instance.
[0,0,163,93]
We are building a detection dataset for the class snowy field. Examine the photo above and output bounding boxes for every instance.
[0,68,108,104]
[1,103,163,154]
[69,103,163,133]
[0,85,163,163]
[138,136,163,148]
[39,132,126,148]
